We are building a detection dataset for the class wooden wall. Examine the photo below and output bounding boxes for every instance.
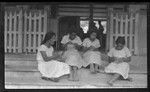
[138,10,147,55]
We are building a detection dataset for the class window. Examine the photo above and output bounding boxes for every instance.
[80,17,107,34]
[80,20,89,33]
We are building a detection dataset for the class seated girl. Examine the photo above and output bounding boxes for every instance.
[62,42,84,81]
[61,32,84,81]
[37,32,70,82]
[82,31,103,74]
[105,36,132,86]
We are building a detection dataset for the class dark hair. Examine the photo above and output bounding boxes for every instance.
[41,32,56,45]
[88,30,97,37]
[115,36,125,45]
[68,30,76,35]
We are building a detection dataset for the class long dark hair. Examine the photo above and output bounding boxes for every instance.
[41,32,56,45]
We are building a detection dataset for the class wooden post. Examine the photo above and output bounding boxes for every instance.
[106,7,113,52]
[89,4,93,31]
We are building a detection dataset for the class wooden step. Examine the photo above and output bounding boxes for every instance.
[5,70,147,89]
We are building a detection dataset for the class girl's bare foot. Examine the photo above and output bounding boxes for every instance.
[73,79,79,81]
[41,76,49,80]
[126,77,133,82]
[74,76,79,81]
[91,71,97,74]
[107,81,113,86]
[68,77,74,81]
[97,69,105,73]
[119,76,133,82]
[48,78,59,82]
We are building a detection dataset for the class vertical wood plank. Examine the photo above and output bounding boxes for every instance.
[28,11,32,53]
[13,11,17,53]
[124,14,128,48]
[9,12,12,52]
[134,12,139,55]
[125,14,128,36]
[18,9,23,53]
[120,14,123,35]
[38,11,42,47]
[129,13,133,52]
[116,13,118,35]
[43,10,47,33]
[110,12,114,50]
[5,11,7,53]
[33,12,37,52]
[106,8,111,51]
[24,11,27,52]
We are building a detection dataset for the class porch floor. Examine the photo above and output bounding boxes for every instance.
[5,54,147,88]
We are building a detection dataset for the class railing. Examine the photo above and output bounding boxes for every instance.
[109,11,139,55]
[5,7,47,53]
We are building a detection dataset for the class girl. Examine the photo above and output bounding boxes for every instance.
[105,36,132,86]
[82,31,103,74]
[37,32,70,82]
[61,32,82,50]
[61,32,84,81]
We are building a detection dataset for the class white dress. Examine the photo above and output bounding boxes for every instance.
[61,34,84,68]
[104,47,132,79]
[37,45,70,78]
[82,38,102,67]
[63,44,84,68]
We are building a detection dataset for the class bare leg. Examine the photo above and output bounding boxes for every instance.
[90,63,96,74]
[68,66,74,81]
[73,66,79,81]
[119,76,133,82]
[107,73,120,86]
[95,64,99,73]
[98,65,105,73]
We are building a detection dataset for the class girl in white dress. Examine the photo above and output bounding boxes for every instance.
[82,31,103,74]
[105,36,132,86]
[61,32,83,81]
[37,32,70,82]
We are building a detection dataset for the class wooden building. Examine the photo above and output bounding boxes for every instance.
[3,2,147,56]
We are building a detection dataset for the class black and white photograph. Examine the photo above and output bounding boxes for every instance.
[2,2,148,89]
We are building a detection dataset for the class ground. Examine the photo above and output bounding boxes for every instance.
[5,54,147,89]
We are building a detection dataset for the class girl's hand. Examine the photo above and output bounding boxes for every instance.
[121,57,127,62]
[67,41,72,45]
[89,46,95,50]
[53,53,61,59]
[55,57,65,62]
[117,58,123,62]
[112,57,118,61]
[114,58,123,64]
